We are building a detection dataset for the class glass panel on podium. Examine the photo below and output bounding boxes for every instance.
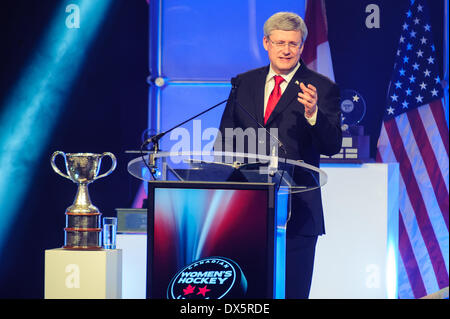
[128,151,327,194]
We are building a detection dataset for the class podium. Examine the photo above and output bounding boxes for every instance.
[127,151,327,299]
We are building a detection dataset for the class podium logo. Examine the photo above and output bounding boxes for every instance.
[167,257,247,299]
[65,264,80,288]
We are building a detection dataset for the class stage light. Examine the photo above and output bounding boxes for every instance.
[386,243,398,299]
[274,192,289,299]
[0,0,112,253]
[386,165,400,298]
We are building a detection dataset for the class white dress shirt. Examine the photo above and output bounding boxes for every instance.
[264,62,317,125]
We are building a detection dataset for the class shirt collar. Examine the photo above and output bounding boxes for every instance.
[266,62,301,84]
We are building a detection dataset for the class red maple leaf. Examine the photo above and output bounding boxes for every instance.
[183,284,196,295]
[196,285,211,297]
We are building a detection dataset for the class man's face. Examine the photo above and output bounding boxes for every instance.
[263,30,304,75]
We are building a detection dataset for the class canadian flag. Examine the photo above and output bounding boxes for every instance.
[302,0,335,81]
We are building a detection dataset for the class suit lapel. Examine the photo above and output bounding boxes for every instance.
[253,66,269,126]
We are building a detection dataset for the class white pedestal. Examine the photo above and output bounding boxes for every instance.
[44,248,122,299]
[116,234,147,299]
[310,163,399,299]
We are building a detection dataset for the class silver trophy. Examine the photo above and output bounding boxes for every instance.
[51,151,117,250]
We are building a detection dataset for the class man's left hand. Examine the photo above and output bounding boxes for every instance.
[297,82,318,118]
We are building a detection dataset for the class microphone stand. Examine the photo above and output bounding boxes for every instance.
[140,98,229,179]
[140,76,288,186]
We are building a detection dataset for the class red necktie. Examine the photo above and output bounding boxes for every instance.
[264,75,284,124]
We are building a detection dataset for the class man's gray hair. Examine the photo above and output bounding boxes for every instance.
[263,12,308,43]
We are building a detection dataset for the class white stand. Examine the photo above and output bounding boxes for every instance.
[44,248,122,299]
[310,163,399,299]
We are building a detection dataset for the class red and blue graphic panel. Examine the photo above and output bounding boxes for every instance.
[147,182,275,299]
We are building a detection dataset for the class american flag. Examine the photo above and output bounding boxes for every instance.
[376,0,449,299]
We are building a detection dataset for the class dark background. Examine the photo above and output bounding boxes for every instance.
[326,0,445,155]
[0,0,148,298]
[0,0,444,298]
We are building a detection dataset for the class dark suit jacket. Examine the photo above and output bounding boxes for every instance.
[216,59,342,236]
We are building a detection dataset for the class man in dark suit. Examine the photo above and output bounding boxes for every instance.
[215,12,342,298]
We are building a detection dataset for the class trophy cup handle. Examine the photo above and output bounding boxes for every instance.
[94,152,117,181]
[50,151,72,180]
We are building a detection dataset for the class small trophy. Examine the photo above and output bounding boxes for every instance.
[340,89,366,135]
[340,89,369,161]
[51,151,117,250]
[321,89,370,162]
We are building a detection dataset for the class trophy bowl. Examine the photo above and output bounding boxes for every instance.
[51,151,117,250]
